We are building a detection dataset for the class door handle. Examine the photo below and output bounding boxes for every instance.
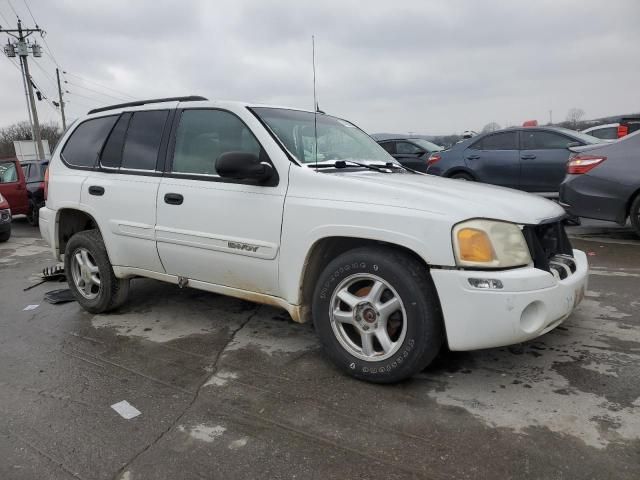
[164,193,184,205]
[466,154,480,160]
[521,154,536,160]
[88,185,105,196]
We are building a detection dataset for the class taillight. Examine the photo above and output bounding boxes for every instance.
[567,155,606,174]
[427,153,441,167]
[617,125,629,138]
[44,167,49,201]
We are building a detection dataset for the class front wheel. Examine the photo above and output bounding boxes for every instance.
[450,172,474,181]
[312,246,443,383]
[64,229,130,313]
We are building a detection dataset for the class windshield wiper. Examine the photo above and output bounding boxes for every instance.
[333,160,392,173]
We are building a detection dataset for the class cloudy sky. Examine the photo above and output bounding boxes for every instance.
[1,0,639,135]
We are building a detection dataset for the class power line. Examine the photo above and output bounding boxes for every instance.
[20,0,36,25]
[6,0,19,18]
[0,7,11,24]
[30,57,58,88]
[64,80,129,102]
[65,90,108,106]
[63,71,136,99]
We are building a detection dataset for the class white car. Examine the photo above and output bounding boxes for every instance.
[39,96,588,383]
[581,123,620,141]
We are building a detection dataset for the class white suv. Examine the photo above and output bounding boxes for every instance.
[40,96,588,383]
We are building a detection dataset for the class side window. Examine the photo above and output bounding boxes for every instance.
[171,109,261,175]
[62,116,118,168]
[379,142,396,154]
[396,141,422,154]
[479,132,518,150]
[21,163,30,179]
[100,113,131,169]
[121,110,169,170]
[0,162,18,183]
[522,131,575,149]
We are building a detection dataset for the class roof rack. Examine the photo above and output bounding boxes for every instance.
[88,96,208,115]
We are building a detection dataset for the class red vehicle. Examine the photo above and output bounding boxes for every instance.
[0,192,11,242]
[0,158,29,216]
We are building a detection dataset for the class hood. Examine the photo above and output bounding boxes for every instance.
[303,170,565,225]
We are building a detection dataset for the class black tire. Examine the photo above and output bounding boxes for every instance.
[0,228,10,243]
[630,194,640,238]
[312,246,443,383]
[450,172,474,181]
[64,229,130,313]
[26,200,39,227]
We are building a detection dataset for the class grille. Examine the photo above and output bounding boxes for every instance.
[522,221,575,279]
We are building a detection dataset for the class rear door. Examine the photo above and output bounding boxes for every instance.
[519,130,577,192]
[0,160,28,214]
[80,109,170,272]
[463,131,520,188]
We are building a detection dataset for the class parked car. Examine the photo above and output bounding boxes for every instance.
[0,192,11,242]
[0,158,28,216]
[582,117,640,141]
[427,126,602,194]
[560,131,640,236]
[40,96,587,383]
[20,159,48,226]
[377,138,443,172]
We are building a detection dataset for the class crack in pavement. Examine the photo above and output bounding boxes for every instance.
[111,304,261,480]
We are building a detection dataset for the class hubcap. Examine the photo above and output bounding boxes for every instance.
[329,274,407,362]
[70,247,101,300]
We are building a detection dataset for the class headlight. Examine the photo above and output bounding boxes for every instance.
[453,219,532,268]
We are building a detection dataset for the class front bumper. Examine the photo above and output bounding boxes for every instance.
[431,249,588,351]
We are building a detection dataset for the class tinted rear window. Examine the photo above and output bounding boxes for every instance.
[522,131,575,149]
[474,131,518,150]
[100,113,131,169]
[62,116,118,168]
[121,110,169,170]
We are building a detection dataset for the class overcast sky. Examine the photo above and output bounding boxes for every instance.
[1,0,639,135]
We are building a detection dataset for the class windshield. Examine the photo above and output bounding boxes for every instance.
[409,138,444,152]
[252,107,397,165]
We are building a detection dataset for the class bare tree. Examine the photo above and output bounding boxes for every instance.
[566,108,585,129]
[481,122,501,133]
[0,121,62,158]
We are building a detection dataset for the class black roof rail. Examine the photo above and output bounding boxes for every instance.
[87,96,208,115]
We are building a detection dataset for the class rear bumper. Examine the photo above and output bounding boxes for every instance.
[559,175,628,223]
[431,249,588,351]
[39,206,57,259]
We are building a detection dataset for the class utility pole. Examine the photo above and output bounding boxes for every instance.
[1,19,46,159]
[56,68,66,130]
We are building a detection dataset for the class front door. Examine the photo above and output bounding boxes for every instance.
[464,131,520,189]
[519,130,577,192]
[155,108,287,295]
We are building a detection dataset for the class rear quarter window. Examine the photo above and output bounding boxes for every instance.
[62,115,118,168]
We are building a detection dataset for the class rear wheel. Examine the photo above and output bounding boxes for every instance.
[64,229,130,313]
[450,172,474,181]
[312,246,443,383]
[26,200,40,227]
[630,195,640,237]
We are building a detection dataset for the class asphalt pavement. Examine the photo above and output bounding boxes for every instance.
[1,217,639,479]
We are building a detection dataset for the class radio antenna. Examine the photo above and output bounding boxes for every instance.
[312,35,318,170]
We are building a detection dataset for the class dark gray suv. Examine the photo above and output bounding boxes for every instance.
[427,127,602,194]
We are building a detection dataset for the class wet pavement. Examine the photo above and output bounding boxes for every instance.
[1,217,639,479]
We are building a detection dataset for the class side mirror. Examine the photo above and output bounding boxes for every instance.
[216,152,274,182]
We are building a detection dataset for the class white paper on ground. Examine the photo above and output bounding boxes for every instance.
[23,304,39,311]
[111,400,142,419]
